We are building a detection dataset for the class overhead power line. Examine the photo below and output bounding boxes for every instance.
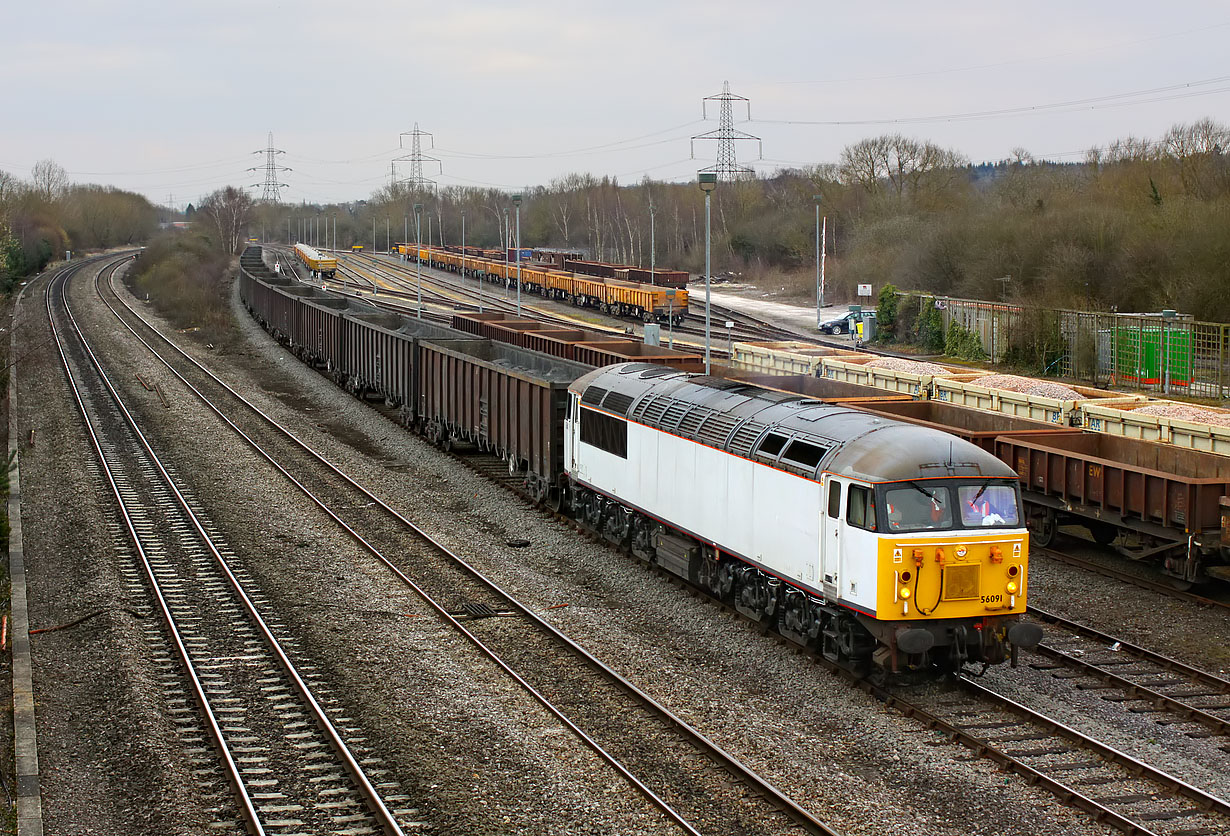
[753,75,1230,127]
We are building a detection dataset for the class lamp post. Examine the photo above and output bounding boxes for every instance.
[698,172,717,375]
[814,195,823,327]
[649,195,656,285]
[666,289,674,348]
[414,203,423,318]
[462,209,476,312]
[502,208,510,297]
[512,193,523,316]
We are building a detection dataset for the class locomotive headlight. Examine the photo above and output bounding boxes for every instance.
[1006,581,1018,595]
[899,587,910,600]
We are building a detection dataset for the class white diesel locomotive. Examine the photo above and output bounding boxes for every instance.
[564,364,1042,673]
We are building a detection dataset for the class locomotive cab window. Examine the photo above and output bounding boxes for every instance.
[846,485,876,531]
[579,406,628,459]
[957,482,1021,527]
[883,483,953,532]
[827,481,841,519]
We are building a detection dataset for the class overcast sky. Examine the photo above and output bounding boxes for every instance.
[5,1,1228,208]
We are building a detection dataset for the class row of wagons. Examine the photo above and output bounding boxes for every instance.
[240,247,588,501]
[395,245,688,323]
[735,340,1230,457]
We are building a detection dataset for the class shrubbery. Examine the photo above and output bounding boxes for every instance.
[129,231,234,347]
[944,321,986,361]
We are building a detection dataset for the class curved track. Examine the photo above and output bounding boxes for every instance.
[48,255,411,835]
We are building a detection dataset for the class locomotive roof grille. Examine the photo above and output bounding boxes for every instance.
[602,390,636,416]
[570,363,1018,483]
[676,405,712,437]
[695,413,740,447]
[727,421,768,457]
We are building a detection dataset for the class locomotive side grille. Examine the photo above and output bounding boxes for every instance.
[602,391,636,416]
[581,386,608,406]
[942,564,980,601]
[676,406,712,437]
[727,421,767,457]
[639,397,672,424]
[659,401,691,430]
[695,413,740,447]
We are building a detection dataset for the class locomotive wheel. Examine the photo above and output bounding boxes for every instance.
[605,505,632,545]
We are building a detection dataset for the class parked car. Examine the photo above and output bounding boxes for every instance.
[819,311,857,335]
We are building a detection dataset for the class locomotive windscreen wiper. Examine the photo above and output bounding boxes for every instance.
[907,481,936,500]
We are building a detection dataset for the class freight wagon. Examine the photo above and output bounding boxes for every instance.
[294,243,338,278]
[451,312,703,371]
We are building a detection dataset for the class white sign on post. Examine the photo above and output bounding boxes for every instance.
[857,284,873,297]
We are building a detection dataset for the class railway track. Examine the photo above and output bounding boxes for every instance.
[1034,544,1230,612]
[1027,607,1230,739]
[49,256,414,835]
[97,260,840,835]
[891,675,1230,836]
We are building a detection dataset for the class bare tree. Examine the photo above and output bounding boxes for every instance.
[838,134,965,201]
[30,159,68,203]
[198,186,255,254]
[0,169,20,211]
[1163,118,1230,198]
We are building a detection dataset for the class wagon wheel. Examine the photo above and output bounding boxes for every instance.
[1030,509,1058,548]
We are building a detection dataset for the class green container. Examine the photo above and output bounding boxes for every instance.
[1112,326,1192,387]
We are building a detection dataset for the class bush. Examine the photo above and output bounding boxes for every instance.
[875,284,899,342]
[944,320,986,360]
[914,297,945,352]
[128,231,234,347]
